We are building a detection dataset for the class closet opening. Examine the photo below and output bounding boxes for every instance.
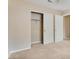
[31,12,43,45]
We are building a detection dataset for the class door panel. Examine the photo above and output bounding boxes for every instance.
[55,15,63,42]
[43,13,54,44]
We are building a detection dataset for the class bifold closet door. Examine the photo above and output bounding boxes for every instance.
[55,15,63,42]
[43,13,54,44]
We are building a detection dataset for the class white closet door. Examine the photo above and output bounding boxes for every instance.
[55,15,63,42]
[43,13,54,44]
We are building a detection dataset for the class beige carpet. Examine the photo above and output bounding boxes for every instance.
[9,40,70,59]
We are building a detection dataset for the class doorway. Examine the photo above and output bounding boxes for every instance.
[63,15,70,40]
[31,12,43,45]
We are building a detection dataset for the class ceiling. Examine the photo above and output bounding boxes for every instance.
[24,0,70,12]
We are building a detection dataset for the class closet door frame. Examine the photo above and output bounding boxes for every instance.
[31,11,44,45]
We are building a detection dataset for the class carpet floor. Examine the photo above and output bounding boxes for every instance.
[9,40,70,59]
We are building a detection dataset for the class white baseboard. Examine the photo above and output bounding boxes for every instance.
[9,47,31,57]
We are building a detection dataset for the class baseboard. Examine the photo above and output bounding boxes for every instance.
[9,47,31,57]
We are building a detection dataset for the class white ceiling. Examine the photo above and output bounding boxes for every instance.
[24,0,70,12]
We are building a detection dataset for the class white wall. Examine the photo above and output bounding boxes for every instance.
[9,0,31,52]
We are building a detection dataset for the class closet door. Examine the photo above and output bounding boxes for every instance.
[55,15,63,42]
[43,13,54,44]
